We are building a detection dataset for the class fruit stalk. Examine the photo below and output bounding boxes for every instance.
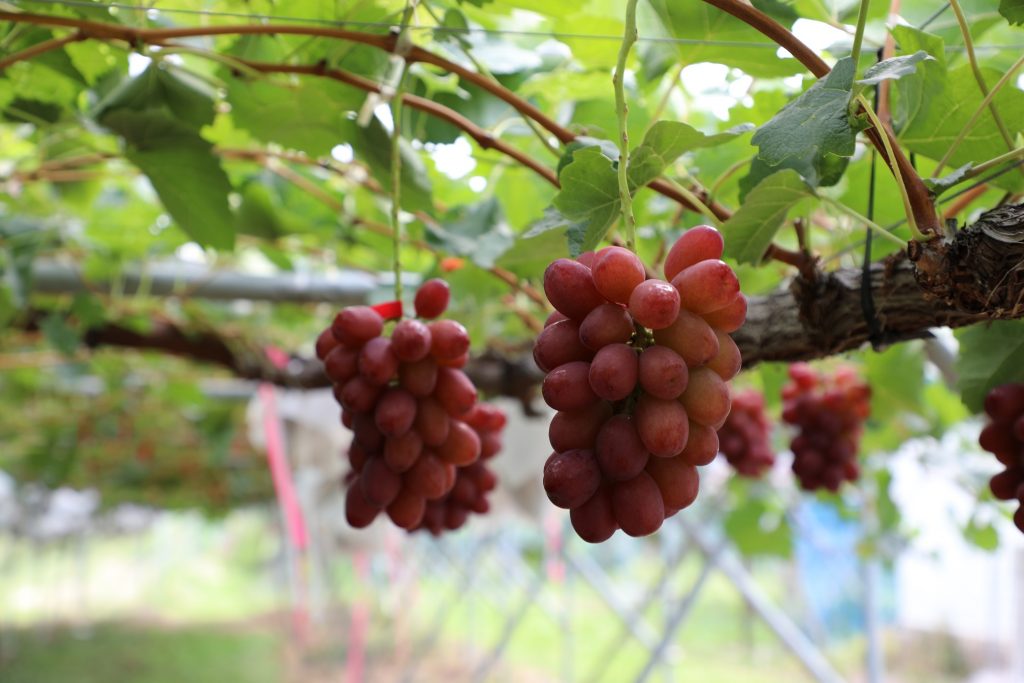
[613,0,641,252]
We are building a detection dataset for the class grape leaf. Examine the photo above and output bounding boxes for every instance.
[348,117,434,214]
[857,51,933,86]
[645,0,805,78]
[722,170,813,265]
[426,197,515,268]
[628,121,754,189]
[723,495,793,558]
[96,64,216,130]
[999,0,1024,25]
[956,320,1024,412]
[102,110,235,249]
[226,78,364,157]
[741,57,862,197]
[964,518,1000,550]
[552,146,620,256]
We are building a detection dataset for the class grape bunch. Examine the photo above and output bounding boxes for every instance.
[535,226,746,542]
[415,403,505,535]
[781,363,870,492]
[718,389,775,478]
[977,383,1024,533]
[314,279,487,531]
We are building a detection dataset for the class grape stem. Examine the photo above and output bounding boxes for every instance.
[849,0,871,73]
[613,0,640,253]
[388,0,418,307]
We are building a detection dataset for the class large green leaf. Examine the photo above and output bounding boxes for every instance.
[426,197,515,268]
[722,170,813,264]
[857,51,934,86]
[102,110,234,249]
[741,58,862,198]
[956,320,1024,412]
[551,146,620,256]
[226,78,364,157]
[628,121,754,189]
[95,64,215,130]
[892,26,1024,192]
[1000,0,1024,24]
[644,0,806,78]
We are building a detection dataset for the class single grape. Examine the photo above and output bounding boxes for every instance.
[549,402,613,452]
[545,310,569,327]
[706,331,742,381]
[347,443,369,473]
[679,421,719,466]
[652,310,720,367]
[375,387,417,437]
[542,361,599,411]
[576,251,597,268]
[611,472,665,537]
[543,449,601,509]
[429,319,470,361]
[444,505,469,531]
[332,306,384,347]
[702,293,747,333]
[352,413,385,453]
[646,457,699,510]
[437,419,481,465]
[384,431,423,473]
[663,225,724,281]
[414,397,450,447]
[990,468,1023,500]
[324,346,358,384]
[315,327,340,361]
[414,278,450,319]
[681,367,731,428]
[533,319,594,372]
[405,453,449,500]
[635,394,689,457]
[435,367,478,416]
[628,279,681,330]
[337,375,383,414]
[595,415,650,481]
[360,456,402,507]
[391,319,432,362]
[589,343,638,402]
[359,336,399,386]
[569,487,617,543]
[671,260,741,315]
[437,351,469,369]
[592,246,646,305]
[387,486,427,529]
[984,384,1024,422]
[398,357,438,397]
[579,303,635,351]
[480,431,502,459]
[638,345,689,399]
[345,483,381,528]
[543,258,605,321]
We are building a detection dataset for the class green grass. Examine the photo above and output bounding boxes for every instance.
[0,622,284,683]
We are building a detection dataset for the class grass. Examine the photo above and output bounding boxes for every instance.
[0,622,283,683]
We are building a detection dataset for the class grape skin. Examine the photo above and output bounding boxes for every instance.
[542,361,599,411]
[638,345,688,399]
[333,306,384,347]
[534,319,594,372]
[595,415,650,481]
[391,319,432,362]
[414,278,450,319]
[543,258,605,321]
[543,449,601,509]
[549,402,613,452]
[635,394,689,457]
[570,486,617,543]
[671,260,741,315]
[588,344,638,402]
[628,279,680,330]
[579,303,635,350]
[611,472,665,537]
[592,246,646,305]
[652,310,720,367]
[663,225,724,281]
[681,368,731,428]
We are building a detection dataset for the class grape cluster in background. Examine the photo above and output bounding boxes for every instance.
[978,383,1024,533]
[535,226,746,542]
[718,389,775,478]
[781,363,871,492]
[314,279,502,532]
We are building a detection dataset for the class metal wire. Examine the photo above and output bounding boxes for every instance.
[14,0,1024,51]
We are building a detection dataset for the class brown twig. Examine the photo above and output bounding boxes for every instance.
[701,0,939,235]
[0,30,83,70]
[942,183,989,221]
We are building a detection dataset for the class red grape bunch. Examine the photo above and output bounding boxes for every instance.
[781,363,870,492]
[718,389,775,478]
[314,278,486,531]
[535,225,747,542]
[415,403,506,535]
[977,383,1024,533]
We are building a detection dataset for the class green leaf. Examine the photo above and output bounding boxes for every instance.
[628,121,753,189]
[857,51,934,86]
[349,117,434,214]
[64,41,121,85]
[744,57,861,195]
[103,110,234,249]
[235,183,286,240]
[722,170,813,264]
[40,313,80,356]
[552,147,620,256]
[70,292,106,327]
[226,78,363,157]
[723,495,793,558]
[923,163,974,195]
[956,320,1024,412]
[96,64,216,130]
[964,518,1000,550]
[999,0,1024,25]
[646,0,805,78]
[865,342,925,417]
[426,197,515,268]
